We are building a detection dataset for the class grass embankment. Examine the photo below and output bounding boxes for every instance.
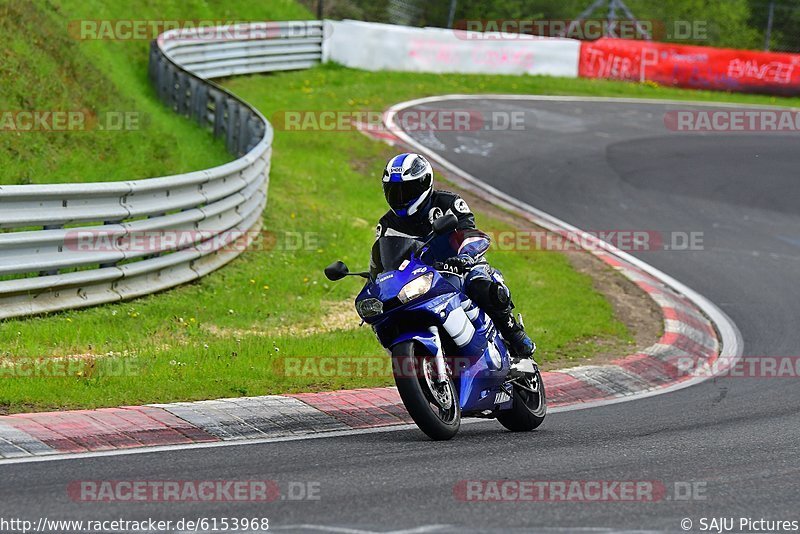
[0,0,309,185]
[4,2,798,413]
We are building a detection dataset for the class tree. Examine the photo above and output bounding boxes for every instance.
[748,0,800,52]
[625,0,761,48]
[312,0,783,51]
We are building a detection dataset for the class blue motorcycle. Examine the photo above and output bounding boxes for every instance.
[324,214,546,440]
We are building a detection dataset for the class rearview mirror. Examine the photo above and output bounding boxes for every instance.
[324,261,349,281]
[432,213,458,235]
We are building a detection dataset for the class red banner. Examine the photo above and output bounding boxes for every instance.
[579,38,800,96]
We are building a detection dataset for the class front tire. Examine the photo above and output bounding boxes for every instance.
[497,368,547,432]
[392,341,460,441]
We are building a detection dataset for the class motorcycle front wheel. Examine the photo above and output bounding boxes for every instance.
[391,341,460,441]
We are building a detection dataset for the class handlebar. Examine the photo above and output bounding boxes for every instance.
[433,258,488,276]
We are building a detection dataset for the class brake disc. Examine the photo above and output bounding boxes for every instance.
[423,358,453,409]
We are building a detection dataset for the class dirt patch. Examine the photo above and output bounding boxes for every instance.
[202,300,361,340]
[558,245,663,367]
[0,352,123,364]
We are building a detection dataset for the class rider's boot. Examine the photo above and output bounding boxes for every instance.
[495,312,536,362]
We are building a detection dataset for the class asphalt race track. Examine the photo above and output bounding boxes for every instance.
[2,98,799,533]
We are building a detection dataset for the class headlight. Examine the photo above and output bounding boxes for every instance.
[398,272,434,303]
[356,298,383,318]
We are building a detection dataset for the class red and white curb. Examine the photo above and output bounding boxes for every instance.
[0,96,741,461]
[0,272,725,460]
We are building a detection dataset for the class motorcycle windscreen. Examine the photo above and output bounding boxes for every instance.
[370,236,422,276]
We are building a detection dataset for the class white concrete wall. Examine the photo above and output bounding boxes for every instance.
[323,20,580,78]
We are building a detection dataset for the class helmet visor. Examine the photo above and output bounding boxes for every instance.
[383,176,430,211]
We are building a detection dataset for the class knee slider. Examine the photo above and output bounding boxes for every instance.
[469,278,511,312]
[494,284,511,307]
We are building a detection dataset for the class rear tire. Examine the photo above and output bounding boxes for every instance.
[497,368,547,432]
[392,341,460,441]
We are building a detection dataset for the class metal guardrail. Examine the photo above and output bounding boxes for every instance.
[159,21,323,79]
[0,21,322,319]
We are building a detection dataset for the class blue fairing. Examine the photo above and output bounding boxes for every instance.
[388,331,440,361]
[358,252,514,414]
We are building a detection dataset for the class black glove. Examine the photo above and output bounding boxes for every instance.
[438,254,476,275]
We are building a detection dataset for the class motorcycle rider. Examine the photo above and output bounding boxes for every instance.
[372,152,536,361]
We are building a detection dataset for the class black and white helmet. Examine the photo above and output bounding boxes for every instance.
[382,153,434,217]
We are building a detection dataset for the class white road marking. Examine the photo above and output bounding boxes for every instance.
[271,525,665,533]
[452,136,493,157]
[273,524,451,534]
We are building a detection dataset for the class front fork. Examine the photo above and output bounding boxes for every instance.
[428,326,449,384]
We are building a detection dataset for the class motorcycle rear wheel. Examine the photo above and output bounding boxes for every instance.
[392,341,460,441]
[496,368,547,432]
